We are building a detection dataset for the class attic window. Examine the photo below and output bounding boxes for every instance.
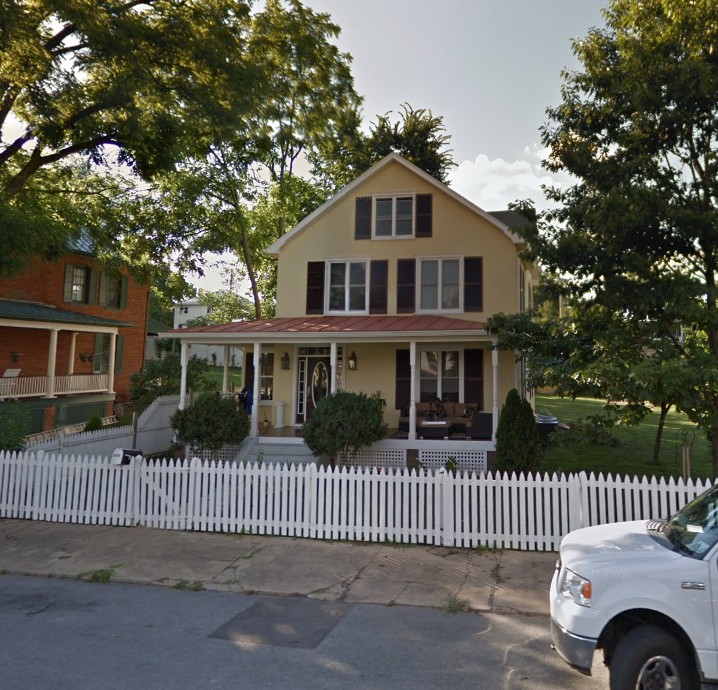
[375,196,414,237]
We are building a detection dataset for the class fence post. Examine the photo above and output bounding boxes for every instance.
[131,455,141,526]
[567,471,587,532]
[439,468,455,546]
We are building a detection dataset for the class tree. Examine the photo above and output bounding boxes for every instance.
[171,393,249,457]
[130,0,360,319]
[129,353,209,413]
[0,401,31,451]
[1,0,262,273]
[302,391,388,467]
[495,389,541,473]
[526,0,718,474]
[313,103,456,189]
[185,290,254,327]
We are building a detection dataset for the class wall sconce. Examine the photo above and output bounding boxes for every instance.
[79,352,92,363]
[281,351,290,370]
[347,351,358,371]
[10,351,20,363]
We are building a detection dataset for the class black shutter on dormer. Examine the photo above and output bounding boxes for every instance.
[355,196,372,239]
[369,260,388,314]
[397,259,415,313]
[415,194,432,237]
[464,257,483,312]
[306,261,325,314]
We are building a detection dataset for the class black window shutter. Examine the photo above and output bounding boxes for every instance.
[464,348,484,409]
[397,259,415,313]
[306,261,325,314]
[464,257,483,312]
[355,196,372,239]
[369,260,388,314]
[395,349,410,410]
[415,194,432,237]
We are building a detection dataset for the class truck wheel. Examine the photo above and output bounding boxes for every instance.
[610,624,698,690]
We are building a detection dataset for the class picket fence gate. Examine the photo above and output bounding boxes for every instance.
[0,451,713,551]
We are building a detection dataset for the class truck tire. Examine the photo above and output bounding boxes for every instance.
[610,624,698,690]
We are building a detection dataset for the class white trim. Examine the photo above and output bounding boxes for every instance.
[372,192,416,238]
[415,256,463,314]
[324,258,370,315]
[265,152,522,254]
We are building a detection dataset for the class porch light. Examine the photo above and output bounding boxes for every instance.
[79,352,92,363]
[348,351,358,371]
[9,351,20,363]
[281,351,290,370]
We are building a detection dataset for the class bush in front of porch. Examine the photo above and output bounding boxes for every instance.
[0,400,31,451]
[495,389,542,472]
[170,393,249,458]
[302,391,388,467]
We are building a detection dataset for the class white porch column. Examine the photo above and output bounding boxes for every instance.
[251,341,261,437]
[44,328,58,398]
[492,340,499,440]
[178,342,189,410]
[107,333,117,394]
[409,341,417,441]
[222,345,230,393]
[68,332,77,375]
[330,341,337,394]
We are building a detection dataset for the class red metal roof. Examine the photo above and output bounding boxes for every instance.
[171,315,487,335]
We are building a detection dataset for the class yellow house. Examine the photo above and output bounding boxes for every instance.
[170,153,535,466]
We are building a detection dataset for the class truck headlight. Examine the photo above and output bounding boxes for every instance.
[560,568,592,607]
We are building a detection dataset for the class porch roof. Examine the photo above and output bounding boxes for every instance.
[167,314,490,343]
[0,298,131,328]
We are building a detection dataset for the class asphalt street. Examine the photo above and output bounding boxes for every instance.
[0,575,610,690]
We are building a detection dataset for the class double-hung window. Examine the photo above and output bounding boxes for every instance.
[328,261,367,313]
[419,258,460,311]
[64,265,90,304]
[419,350,460,402]
[375,196,414,237]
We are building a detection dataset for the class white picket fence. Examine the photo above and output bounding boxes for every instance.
[0,450,712,551]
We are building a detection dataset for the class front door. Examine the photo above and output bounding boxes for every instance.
[298,356,330,423]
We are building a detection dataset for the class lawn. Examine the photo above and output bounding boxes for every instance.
[199,366,244,392]
[536,394,713,479]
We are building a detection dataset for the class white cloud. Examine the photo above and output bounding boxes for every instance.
[448,145,570,212]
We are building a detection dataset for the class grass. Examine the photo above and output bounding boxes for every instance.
[536,394,712,479]
[199,366,244,392]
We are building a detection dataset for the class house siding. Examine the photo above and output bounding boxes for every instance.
[275,159,521,320]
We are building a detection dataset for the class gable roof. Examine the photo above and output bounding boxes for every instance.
[265,152,523,255]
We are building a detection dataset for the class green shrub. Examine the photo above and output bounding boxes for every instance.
[130,352,209,412]
[170,393,249,456]
[495,389,542,473]
[84,414,103,432]
[0,401,31,452]
[302,391,388,467]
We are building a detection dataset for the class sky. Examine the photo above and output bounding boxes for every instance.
[205,0,609,291]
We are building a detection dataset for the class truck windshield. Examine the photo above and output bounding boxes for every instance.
[666,484,718,558]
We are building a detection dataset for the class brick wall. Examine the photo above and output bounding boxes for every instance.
[0,253,150,399]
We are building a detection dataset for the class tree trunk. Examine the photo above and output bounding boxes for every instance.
[651,401,670,464]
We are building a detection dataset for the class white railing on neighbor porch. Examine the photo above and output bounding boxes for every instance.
[0,373,110,399]
[0,450,712,551]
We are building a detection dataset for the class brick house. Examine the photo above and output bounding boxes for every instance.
[0,238,151,434]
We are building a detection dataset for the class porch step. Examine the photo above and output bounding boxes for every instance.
[234,437,316,466]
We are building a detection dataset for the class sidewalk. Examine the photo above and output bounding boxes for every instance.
[0,519,557,615]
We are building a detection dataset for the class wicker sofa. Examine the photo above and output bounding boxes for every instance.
[398,400,492,439]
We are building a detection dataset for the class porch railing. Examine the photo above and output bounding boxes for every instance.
[0,373,110,399]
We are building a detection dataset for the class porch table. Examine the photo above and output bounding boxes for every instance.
[417,419,453,439]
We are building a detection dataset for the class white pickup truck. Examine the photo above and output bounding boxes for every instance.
[550,484,718,689]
